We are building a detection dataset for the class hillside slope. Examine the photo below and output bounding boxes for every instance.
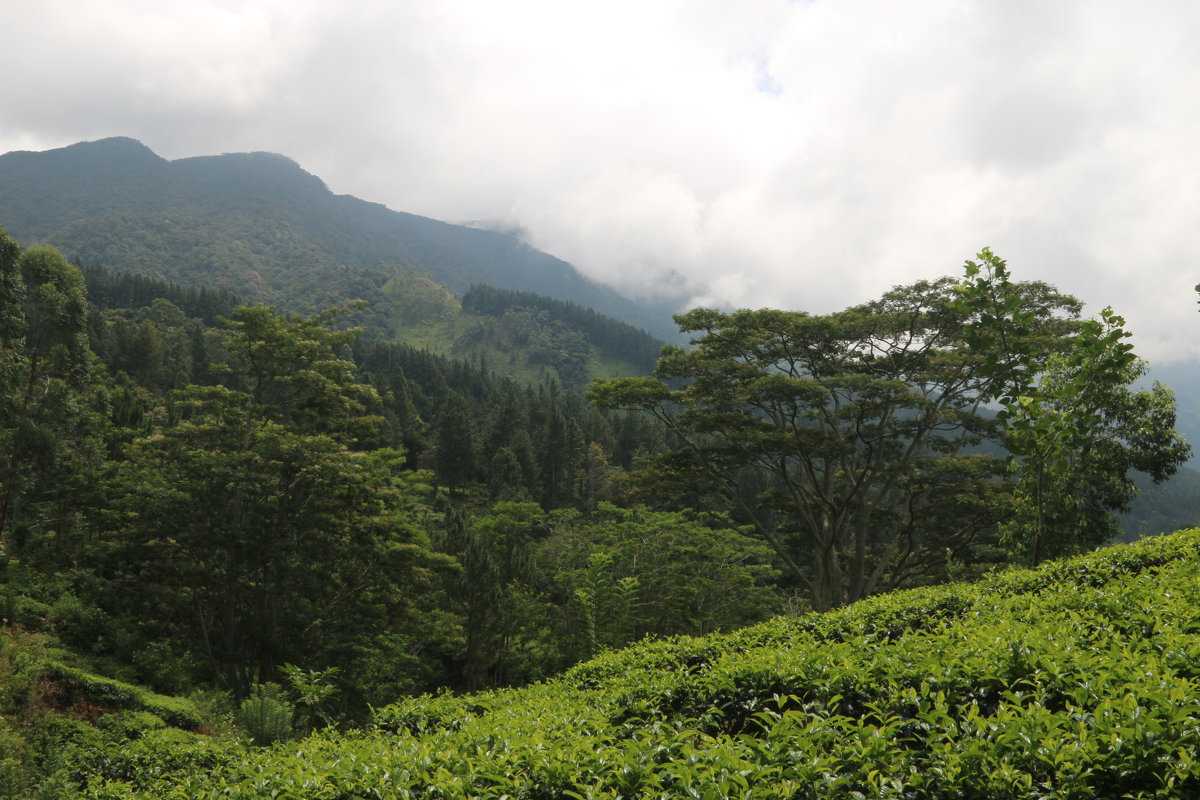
[0,137,676,339]
[46,527,1200,799]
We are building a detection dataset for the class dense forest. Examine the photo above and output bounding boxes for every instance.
[1,224,780,707]
[1,223,1197,796]
[460,285,664,375]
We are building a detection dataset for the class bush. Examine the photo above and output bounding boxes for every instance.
[62,727,237,789]
[0,720,30,800]
[38,663,203,730]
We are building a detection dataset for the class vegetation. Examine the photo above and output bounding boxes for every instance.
[462,284,664,374]
[42,528,1200,798]
[0,223,783,791]
[1122,466,1200,539]
[955,251,1189,563]
[1,208,1196,797]
[591,249,1187,611]
[80,265,238,325]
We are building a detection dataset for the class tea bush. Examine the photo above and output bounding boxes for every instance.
[66,529,1200,798]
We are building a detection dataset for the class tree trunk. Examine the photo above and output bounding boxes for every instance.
[811,518,845,612]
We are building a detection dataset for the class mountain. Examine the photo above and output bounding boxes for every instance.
[0,137,678,339]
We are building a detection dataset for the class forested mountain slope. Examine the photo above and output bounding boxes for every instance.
[1121,465,1200,539]
[0,137,675,338]
[22,527,1200,799]
[81,261,665,392]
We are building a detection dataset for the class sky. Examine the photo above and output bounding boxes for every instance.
[2,0,1199,364]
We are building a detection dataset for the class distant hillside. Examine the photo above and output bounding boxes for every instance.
[1144,361,1200,468]
[78,259,662,392]
[1121,464,1200,540]
[0,137,677,339]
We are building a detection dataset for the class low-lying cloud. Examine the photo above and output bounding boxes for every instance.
[3,0,1199,362]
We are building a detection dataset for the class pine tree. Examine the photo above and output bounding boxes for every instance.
[434,390,477,492]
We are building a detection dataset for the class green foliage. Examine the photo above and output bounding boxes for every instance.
[0,228,672,728]
[92,304,458,701]
[544,504,782,642]
[354,337,666,504]
[462,284,664,376]
[591,268,1073,610]
[35,663,203,731]
[0,625,213,798]
[8,202,1198,797]
[594,249,1188,611]
[279,664,340,733]
[573,551,639,659]
[0,720,27,800]
[956,249,1190,564]
[60,727,237,793]
[235,683,294,747]
[433,389,477,490]
[81,262,238,324]
[368,267,661,390]
[106,391,454,698]
[220,302,381,443]
[0,227,108,562]
[1121,464,1200,539]
[447,501,550,688]
[54,528,1200,799]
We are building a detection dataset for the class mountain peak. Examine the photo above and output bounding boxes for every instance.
[52,136,165,165]
[172,149,329,195]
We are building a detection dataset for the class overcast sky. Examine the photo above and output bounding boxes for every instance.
[2,1,1198,363]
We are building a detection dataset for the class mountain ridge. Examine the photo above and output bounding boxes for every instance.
[0,137,678,339]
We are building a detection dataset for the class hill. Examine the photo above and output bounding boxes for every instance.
[1122,464,1200,539]
[8,526,1198,798]
[0,137,678,340]
[79,259,665,391]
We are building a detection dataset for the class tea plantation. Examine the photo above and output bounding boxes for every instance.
[54,528,1200,798]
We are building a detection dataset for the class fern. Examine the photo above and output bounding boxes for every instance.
[235,684,294,747]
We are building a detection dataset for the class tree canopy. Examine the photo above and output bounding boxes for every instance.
[591,249,1188,611]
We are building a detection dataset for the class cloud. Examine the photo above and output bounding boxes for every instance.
[3,0,1200,363]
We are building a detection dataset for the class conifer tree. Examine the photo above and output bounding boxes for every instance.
[434,390,477,492]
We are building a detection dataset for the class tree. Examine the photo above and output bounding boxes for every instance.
[219,302,381,446]
[542,504,780,643]
[959,252,1189,563]
[434,389,477,492]
[104,305,455,700]
[444,501,549,689]
[536,390,584,508]
[571,551,638,660]
[590,255,1082,611]
[0,229,107,560]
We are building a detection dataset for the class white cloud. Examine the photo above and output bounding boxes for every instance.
[3,0,1200,362]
